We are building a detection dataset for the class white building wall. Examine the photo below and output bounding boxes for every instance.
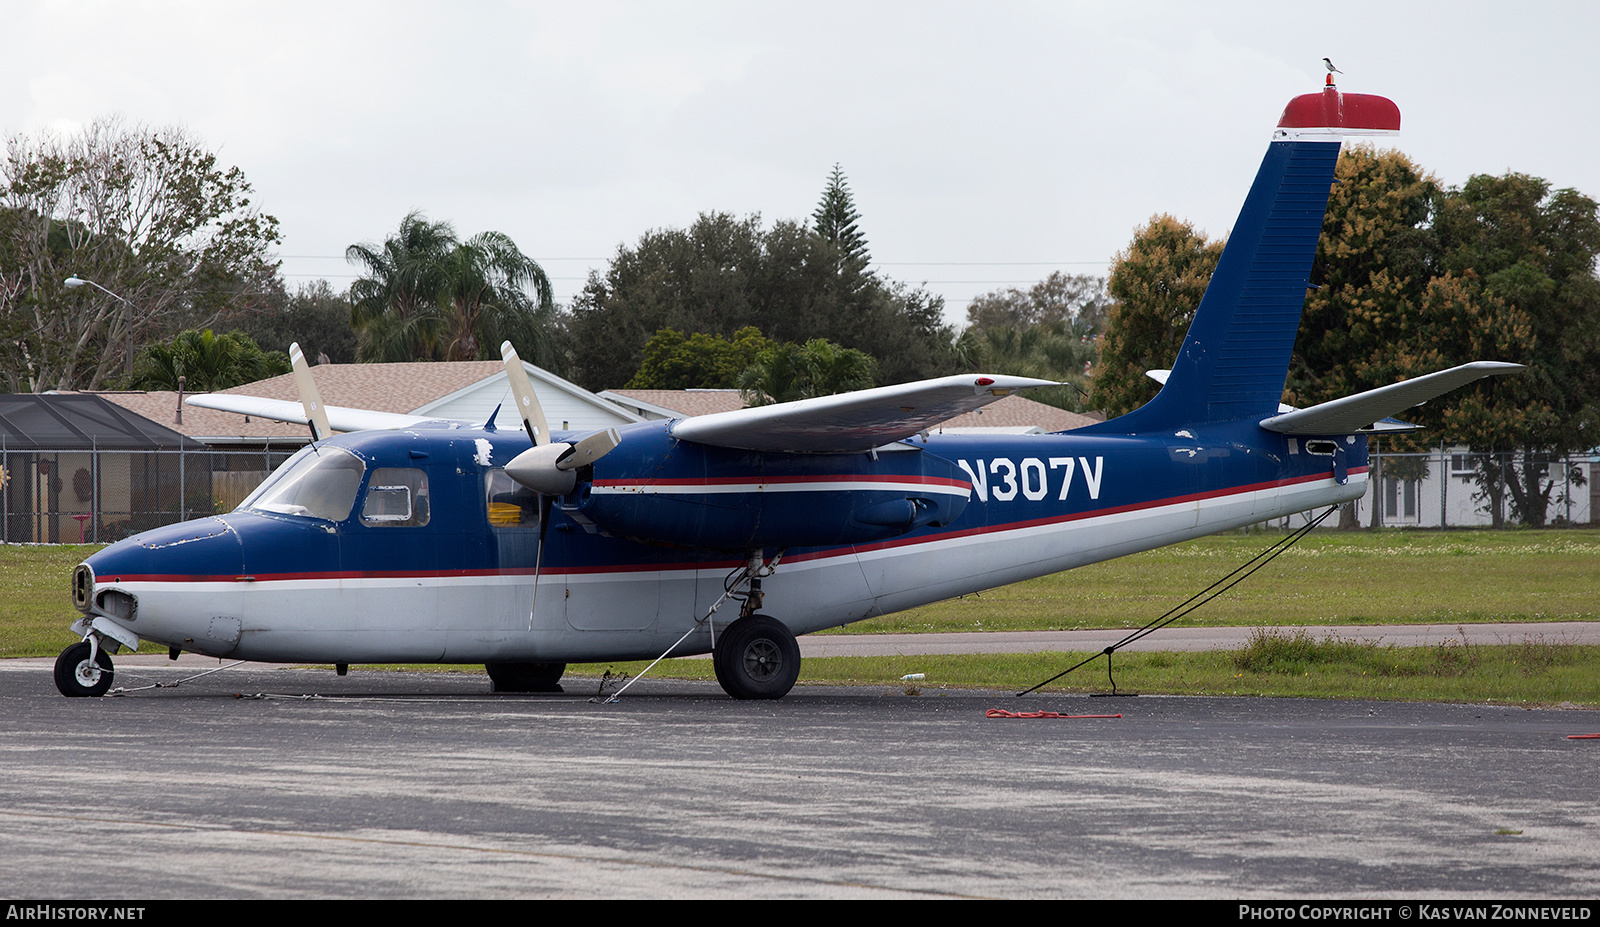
[414,366,645,434]
[1354,447,1593,527]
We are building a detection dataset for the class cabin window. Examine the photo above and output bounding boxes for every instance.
[485,469,540,529]
[361,468,430,527]
[242,446,366,522]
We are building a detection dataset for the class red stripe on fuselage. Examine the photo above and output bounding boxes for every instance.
[105,468,1362,583]
[594,474,971,489]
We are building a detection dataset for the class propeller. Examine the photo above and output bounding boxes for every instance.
[499,341,620,493]
[290,342,332,442]
[498,341,621,630]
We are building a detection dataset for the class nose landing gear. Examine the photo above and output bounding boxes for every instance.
[54,640,114,698]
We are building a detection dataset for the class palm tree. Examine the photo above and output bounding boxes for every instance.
[128,329,290,392]
[346,212,455,362]
[346,213,557,366]
[954,319,1096,412]
[737,338,878,406]
[437,230,555,362]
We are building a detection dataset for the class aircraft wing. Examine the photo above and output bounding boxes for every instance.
[1258,362,1525,435]
[185,393,437,432]
[669,374,1059,453]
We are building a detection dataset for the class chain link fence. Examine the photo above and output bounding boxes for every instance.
[1,444,299,544]
[1355,449,1594,528]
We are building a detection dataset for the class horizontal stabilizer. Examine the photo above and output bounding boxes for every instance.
[1259,362,1525,435]
[670,374,1058,453]
[186,394,436,433]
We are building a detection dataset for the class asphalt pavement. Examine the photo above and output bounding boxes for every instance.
[3,648,1597,900]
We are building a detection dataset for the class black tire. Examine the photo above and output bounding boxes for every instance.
[486,661,566,693]
[54,641,114,698]
[713,615,800,700]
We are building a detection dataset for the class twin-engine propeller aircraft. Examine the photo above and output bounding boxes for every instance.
[57,81,1522,700]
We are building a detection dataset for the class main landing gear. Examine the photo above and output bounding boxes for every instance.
[54,640,114,697]
[712,614,800,700]
[708,550,801,700]
[597,549,802,702]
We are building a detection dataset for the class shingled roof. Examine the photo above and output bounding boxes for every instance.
[210,361,508,414]
[88,361,643,446]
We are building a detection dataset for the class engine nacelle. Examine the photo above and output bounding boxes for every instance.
[565,430,972,550]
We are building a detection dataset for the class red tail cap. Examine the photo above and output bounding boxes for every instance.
[1278,87,1400,132]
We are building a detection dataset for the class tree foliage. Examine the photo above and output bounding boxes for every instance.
[737,337,879,406]
[812,164,870,288]
[1427,173,1600,526]
[0,118,281,391]
[956,271,1110,412]
[965,271,1112,334]
[1089,215,1224,416]
[221,279,359,364]
[1289,147,1441,410]
[127,328,290,392]
[956,320,1098,413]
[347,212,560,368]
[1092,148,1600,527]
[625,326,773,389]
[566,211,954,391]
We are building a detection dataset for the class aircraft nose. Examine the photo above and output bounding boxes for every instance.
[87,517,246,582]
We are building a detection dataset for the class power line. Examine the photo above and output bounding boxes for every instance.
[279,254,1111,268]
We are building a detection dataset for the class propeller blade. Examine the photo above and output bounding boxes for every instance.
[290,343,331,442]
[557,428,620,471]
[500,341,552,447]
[528,493,553,632]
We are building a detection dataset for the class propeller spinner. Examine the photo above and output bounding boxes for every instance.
[498,341,619,494]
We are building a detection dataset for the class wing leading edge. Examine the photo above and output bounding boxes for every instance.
[185,393,437,433]
[669,374,1059,453]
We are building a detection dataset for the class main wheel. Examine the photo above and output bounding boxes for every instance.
[713,615,800,700]
[486,661,566,693]
[54,641,114,698]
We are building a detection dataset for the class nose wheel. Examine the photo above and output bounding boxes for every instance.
[54,640,114,698]
[712,614,800,700]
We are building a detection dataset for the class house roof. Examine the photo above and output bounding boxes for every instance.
[601,389,1100,432]
[89,361,644,445]
[213,361,509,414]
[600,389,745,419]
[90,390,311,443]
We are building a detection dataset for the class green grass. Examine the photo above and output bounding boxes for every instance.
[0,544,100,657]
[564,628,1600,707]
[834,528,1600,633]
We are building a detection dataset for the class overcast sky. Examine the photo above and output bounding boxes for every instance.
[6,1,1597,328]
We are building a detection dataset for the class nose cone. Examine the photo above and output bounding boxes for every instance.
[87,517,245,581]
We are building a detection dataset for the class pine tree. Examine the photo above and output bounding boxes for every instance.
[812,164,871,286]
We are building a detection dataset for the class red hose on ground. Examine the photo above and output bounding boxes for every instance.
[986,709,1122,719]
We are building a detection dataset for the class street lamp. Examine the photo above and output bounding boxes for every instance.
[64,276,135,377]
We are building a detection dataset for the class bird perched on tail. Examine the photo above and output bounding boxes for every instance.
[1323,57,1343,74]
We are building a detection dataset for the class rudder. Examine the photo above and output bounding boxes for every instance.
[1084,84,1400,433]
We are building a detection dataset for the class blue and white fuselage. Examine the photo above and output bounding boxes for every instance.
[59,80,1522,699]
[73,417,1366,665]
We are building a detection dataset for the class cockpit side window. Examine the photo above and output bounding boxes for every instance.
[485,469,540,529]
[242,446,366,522]
[361,468,431,527]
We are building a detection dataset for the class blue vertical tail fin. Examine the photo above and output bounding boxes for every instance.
[1084,84,1401,433]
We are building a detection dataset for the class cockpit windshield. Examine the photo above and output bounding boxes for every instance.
[239,445,366,522]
